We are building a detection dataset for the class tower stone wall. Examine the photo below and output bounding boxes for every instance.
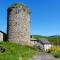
[7,3,30,45]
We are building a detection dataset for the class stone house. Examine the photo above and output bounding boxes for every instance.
[30,38,52,51]
[0,31,7,41]
[30,38,38,45]
[38,38,52,51]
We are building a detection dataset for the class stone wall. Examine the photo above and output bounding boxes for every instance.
[7,3,30,45]
[0,32,3,41]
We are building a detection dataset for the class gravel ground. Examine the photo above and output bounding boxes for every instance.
[29,52,59,60]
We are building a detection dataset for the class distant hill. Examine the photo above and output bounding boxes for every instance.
[32,35,60,45]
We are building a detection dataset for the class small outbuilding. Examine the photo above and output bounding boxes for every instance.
[0,31,7,41]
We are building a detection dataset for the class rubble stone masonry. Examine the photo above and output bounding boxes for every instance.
[7,3,30,45]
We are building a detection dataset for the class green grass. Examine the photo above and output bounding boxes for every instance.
[52,51,60,58]
[32,35,60,45]
[0,42,38,60]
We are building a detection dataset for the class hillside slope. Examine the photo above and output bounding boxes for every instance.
[32,35,60,45]
[0,42,38,60]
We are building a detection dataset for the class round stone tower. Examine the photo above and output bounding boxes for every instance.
[7,3,30,45]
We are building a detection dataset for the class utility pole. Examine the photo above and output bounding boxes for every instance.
[57,34,58,47]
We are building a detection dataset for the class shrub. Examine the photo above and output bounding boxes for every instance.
[48,46,60,58]
[53,51,60,58]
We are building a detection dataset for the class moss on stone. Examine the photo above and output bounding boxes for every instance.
[7,3,31,14]
[9,3,25,8]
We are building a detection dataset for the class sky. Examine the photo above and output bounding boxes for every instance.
[0,0,60,36]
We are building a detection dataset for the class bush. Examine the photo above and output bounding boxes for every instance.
[48,46,60,58]
[53,52,60,58]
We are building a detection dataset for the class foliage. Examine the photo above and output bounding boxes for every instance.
[32,35,48,39]
[32,35,60,45]
[9,3,26,8]
[0,42,38,60]
[7,3,31,14]
[53,52,60,58]
[48,46,60,58]
[47,36,60,45]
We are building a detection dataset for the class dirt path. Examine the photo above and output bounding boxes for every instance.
[29,52,58,60]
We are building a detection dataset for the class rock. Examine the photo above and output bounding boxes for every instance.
[0,46,5,52]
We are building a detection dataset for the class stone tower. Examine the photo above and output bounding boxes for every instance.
[7,3,30,45]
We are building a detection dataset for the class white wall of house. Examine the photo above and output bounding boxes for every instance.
[44,44,52,51]
[31,41,38,46]
[0,32,3,41]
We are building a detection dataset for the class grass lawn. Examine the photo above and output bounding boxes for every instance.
[0,42,38,60]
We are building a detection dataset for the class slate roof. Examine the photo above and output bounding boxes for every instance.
[30,38,51,44]
[0,31,6,34]
[39,38,51,44]
[0,31,4,33]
